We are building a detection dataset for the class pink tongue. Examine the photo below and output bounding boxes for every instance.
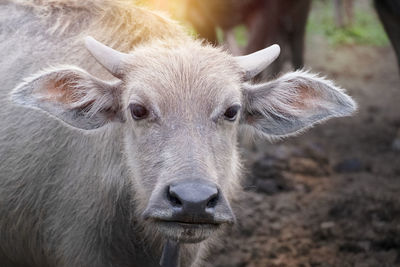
[160,240,181,267]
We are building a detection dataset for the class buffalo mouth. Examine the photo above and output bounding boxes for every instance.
[143,206,236,243]
[153,219,222,243]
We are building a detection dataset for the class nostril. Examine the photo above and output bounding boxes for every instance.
[167,186,182,207]
[169,195,182,207]
[206,195,219,208]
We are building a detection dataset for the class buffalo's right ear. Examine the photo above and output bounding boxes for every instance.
[11,66,125,130]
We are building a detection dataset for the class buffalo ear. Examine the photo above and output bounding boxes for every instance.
[11,66,125,130]
[241,70,357,138]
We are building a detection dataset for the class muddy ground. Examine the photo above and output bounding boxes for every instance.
[203,32,400,266]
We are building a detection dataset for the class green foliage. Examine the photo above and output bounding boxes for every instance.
[307,0,389,46]
[216,27,224,44]
[216,25,248,46]
[233,25,248,47]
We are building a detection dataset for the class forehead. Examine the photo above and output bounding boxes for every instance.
[125,42,243,113]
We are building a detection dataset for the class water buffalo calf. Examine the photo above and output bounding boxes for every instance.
[0,0,356,266]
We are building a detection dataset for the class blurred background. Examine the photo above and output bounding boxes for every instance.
[141,0,400,266]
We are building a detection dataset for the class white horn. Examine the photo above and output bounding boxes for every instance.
[84,36,128,78]
[235,44,281,80]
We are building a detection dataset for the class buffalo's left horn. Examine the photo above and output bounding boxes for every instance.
[235,44,281,80]
[84,36,128,78]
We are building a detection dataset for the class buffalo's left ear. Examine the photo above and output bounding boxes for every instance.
[241,70,357,138]
[11,66,125,130]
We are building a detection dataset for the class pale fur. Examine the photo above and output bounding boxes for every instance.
[0,1,242,266]
[240,69,358,142]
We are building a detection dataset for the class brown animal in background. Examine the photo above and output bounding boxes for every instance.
[374,0,400,72]
[184,0,312,78]
[373,0,400,150]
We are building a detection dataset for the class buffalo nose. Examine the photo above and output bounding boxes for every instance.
[167,181,219,214]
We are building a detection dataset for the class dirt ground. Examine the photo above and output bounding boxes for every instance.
[204,33,400,266]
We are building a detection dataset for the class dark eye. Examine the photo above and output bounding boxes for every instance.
[224,105,241,121]
[129,103,149,120]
